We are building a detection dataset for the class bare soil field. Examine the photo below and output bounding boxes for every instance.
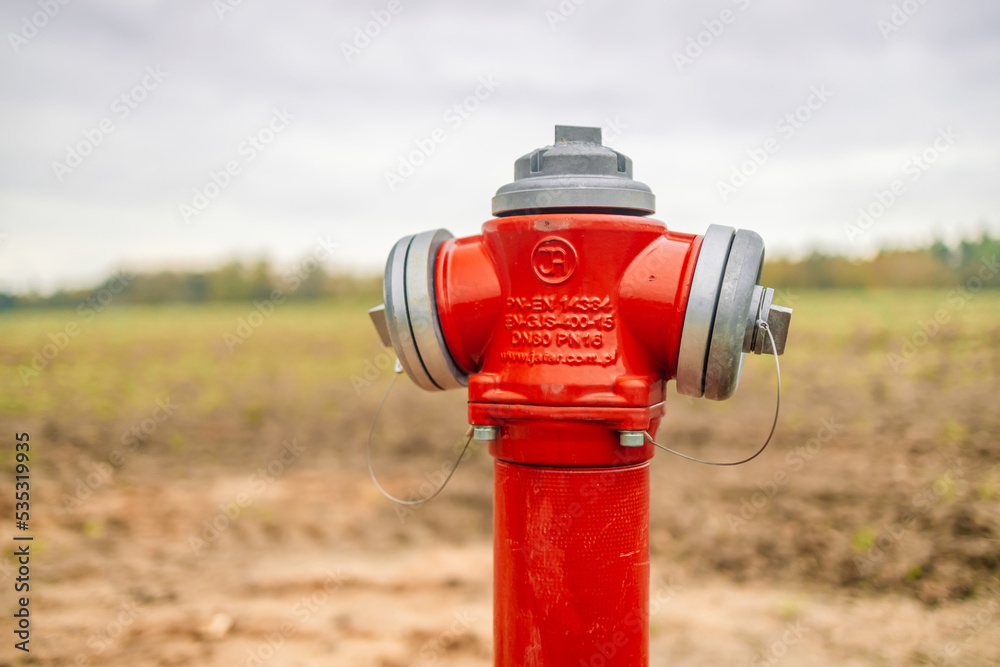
[1,290,998,665]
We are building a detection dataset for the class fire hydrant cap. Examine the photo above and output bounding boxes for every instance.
[492,125,656,217]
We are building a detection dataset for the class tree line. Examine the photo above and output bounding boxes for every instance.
[1,233,997,310]
[762,234,999,289]
[0,260,381,310]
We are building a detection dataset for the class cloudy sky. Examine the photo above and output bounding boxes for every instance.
[1,0,998,293]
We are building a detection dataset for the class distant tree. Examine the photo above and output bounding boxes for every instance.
[186,273,209,302]
[248,260,273,300]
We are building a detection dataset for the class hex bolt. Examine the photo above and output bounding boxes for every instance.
[763,305,792,355]
[473,425,498,441]
[618,430,646,447]
[743,286,793,356]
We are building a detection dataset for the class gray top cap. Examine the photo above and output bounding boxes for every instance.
[491,125,656,216]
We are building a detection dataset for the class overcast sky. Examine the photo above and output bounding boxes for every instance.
[1,0,998,293]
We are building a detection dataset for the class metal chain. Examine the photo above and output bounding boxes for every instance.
[366,362,473,505]
[369,320,779,497]
[644,320,782,467]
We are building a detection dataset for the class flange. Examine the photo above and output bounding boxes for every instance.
[382,229,469,391]
[676,225,765,400]
[676,224,734,398]
[703,229,764,400]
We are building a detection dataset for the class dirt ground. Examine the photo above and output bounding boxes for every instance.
[13,464,1000,667]
[1,292,999,665]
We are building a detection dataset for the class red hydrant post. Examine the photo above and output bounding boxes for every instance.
[369,125,792,666]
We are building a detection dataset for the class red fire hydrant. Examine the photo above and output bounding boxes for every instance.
[369,126,791,666]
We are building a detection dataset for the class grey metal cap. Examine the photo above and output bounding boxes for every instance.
[677,225,776,401]
[492,125,655,217]
[703,229,764,401]
[379,229,469,392]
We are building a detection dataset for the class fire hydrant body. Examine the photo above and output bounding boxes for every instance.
[370,126,791,666]
[442,213,695,665]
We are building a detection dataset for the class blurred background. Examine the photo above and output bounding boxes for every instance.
[1,0,999,665]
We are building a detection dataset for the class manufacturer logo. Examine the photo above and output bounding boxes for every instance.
[531,237,577,284]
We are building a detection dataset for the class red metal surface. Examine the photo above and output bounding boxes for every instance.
[433,212,702,666]
[494,459,650,667]
[486,417,660,467]
[435,235,504,375]
[436,213,700,457]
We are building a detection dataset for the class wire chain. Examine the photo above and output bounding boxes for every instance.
[644,320,782,466]
[369,320,780,501]
[366,366,473,506]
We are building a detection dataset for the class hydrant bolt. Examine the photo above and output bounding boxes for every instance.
[473,425,498,441]
[619,430,647,447]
